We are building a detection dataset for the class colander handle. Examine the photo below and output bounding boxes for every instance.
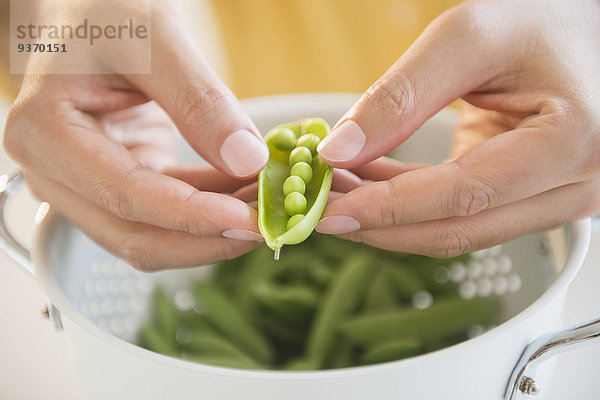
[0,172,34,276]
[505,316,600,399]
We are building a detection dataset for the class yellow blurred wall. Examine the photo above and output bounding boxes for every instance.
[212,0,460,98]
[0,0,461,101]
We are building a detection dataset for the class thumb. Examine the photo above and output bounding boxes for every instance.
[127,12,268,178]
[317,4,516,168]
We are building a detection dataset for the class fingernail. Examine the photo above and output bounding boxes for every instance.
[315,216,360,234]
[222,229,264,242]
[317,120,366,162]
[220,129,269,177]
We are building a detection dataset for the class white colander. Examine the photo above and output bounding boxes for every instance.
[1,93,597,400]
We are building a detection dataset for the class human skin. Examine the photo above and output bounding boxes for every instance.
[5,0,599,267]
[316,0,600,257]
[3,0,272,270]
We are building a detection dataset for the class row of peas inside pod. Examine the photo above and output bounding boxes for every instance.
[258,118,333,259]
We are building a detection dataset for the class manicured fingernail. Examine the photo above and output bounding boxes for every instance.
[317,120,366,162]
[315,216,360,234]
[222,229,264,241]
[220,129,269,177]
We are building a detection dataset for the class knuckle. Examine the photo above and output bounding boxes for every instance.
[102,164,147,221]
[440,2,498,45]
[575,177,600,218]
[176,190,205,235]
[449,164,495,217]
[364,73,417,121]
[176,84,231,132]
[452,181,491,216]
[214,240,242,262]
[538,98,574,129]
[429,225,476,258]
[378,180,400,227]
[114,235,156,272]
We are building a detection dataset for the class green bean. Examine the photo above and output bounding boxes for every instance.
[422,333,468,353]
[152,286,179,339]
[360,337,422,365]
[138,325,178,357]
[141,232,503,371]
[212,257,243,294]
[177,312,216,332]
[183,330,261,366]
[252,312,306,349]
[324,339,355,369]
[384,261,426,300]
[230,245,281,312]
[364,267,397,310]
[312,233,363,263]
[339,297,500,346]
[193,283,273,364]
[252,282,319,318]
[306,259,334,287]
[305,253,372,367]
[282,357,320,371]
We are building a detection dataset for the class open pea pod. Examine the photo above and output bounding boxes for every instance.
[258,118,333,259]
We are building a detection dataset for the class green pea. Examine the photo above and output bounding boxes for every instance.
[289,146,312,165]
[286,214,305,230]
[297,134,321,155]
[265,127,297,151]
[283,175,306,196]
[290,162,313,184]
[284,192,307,215]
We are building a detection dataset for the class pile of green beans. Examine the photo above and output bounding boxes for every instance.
[138,234,500,370]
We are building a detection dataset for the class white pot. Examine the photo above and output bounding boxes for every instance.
[0,93,597,400]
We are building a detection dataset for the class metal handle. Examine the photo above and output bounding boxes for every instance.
[505,316,600,399]
[0,172,63,329]
[0,172,34,276]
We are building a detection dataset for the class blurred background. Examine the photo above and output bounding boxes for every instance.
[0,0,599,399]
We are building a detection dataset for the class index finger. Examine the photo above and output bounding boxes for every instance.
[124,12,268,178]
[316,119,588,234]
[10,109,260,237]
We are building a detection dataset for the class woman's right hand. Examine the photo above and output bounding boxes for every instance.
[3,0,269,270]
